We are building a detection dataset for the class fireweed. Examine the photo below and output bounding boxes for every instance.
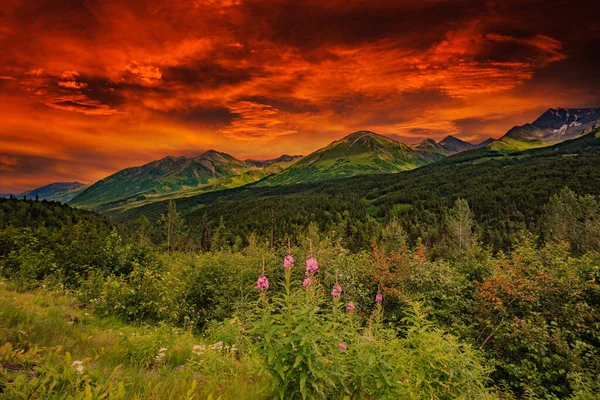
[250,251,494,399]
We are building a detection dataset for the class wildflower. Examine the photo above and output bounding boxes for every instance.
[347,302,355,312]
[375,292,383,303]
[369,337,375,342]
[211,341,224,350]
[283,255,294,270]
[338,343,347,351]
[256,275,269,292]
[155,348,167,362]
[303,277,312,287]
[192,345,206,355]
[331,283,342,298]
[305,258,319,275]
[72,360,84,374]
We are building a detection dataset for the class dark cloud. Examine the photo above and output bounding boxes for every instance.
[0,0,599,191]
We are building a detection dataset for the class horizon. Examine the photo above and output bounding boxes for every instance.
[1,0,600,192]
[2,129,490,193]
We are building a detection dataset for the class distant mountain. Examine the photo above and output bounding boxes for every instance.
[438,135,477,154]
[411,139,448,161]
[69,150,303,212]
[477,138,495,148]
[259,131,430,186]
[20,182,88,203]
[116,129,600,252]
[490,108,600,151]
[0,194,13,199]
[245,155,303,168]
[410,135,481,161]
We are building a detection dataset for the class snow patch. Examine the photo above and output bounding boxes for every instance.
[552,124,568,135]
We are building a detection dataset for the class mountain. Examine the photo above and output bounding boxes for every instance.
[70,150,249,209]
[411,139,448,161]
[410,135,481,161]
[20,182,88,203]
[490,108,600,151]
[116,130,600,253]
[477,138,495,147]
[245,155,303,168]
[258,131,430,186]
[69,150,304,212]
[438,135,478,154]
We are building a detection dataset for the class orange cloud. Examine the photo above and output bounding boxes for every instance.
[0,0,597,192]
[220,101,297,140]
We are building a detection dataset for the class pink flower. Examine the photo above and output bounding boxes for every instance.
[283,255,294,270]
[305,258,319,275]
[256,275,269,291]
[302,277,312,287]
[331,283,342,298]
[346,302,355,312]
[369,337,375,342]
[375,292,383,303]
[338,343,347,350]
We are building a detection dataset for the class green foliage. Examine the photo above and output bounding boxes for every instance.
[251,262,494,399]
[545,187,600,254]
[118,130,600,253]
[474,237,600,397]
[1,344,126,399]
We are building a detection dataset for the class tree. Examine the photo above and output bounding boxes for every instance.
[211,216,230,251]
[445,199,476,258]
[380,216,408,253]
[545,187,600,254]
[160,200,186,254]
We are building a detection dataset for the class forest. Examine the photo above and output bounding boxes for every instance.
[1,186,599,398]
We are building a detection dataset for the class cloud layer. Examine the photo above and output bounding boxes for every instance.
[1,0,599,192]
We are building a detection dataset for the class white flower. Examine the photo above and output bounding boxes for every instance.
[192,345,206,355]
[72,360,84,374]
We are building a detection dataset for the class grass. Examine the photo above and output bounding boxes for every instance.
[0,282,264,399]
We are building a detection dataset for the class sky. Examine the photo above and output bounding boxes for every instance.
[1,0,599,193]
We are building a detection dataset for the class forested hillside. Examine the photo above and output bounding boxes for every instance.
[117,130,600,252]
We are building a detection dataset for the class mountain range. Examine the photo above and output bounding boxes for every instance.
[14,107,599,215]
[490,108,600,151]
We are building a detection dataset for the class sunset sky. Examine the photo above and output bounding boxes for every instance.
[1,0,599,193]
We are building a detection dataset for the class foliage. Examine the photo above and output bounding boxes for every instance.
[251,255,495,399]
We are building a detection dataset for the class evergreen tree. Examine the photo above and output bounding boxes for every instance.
[445,198,476,258]
[160,200,186,254]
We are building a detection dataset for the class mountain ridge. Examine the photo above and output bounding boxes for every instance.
[490,107,600,150]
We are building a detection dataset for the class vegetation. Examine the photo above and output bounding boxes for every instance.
[113,130,600,254]
[1,189,599,398]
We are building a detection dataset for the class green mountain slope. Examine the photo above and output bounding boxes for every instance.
[20,182,89,203]
[410,139,449,161]
[70,150,250,208]
[116,130,600,251]
[258,131,430,186]
[489,108,600,151]
[69,150,302,213]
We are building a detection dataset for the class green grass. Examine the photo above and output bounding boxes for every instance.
[487,136,548,151]
[0,283,264,399]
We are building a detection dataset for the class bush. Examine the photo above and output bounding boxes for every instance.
[251,253,495,399]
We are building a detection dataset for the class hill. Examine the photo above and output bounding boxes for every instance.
[20,182,88,203]
[69,151,300,212]
[117,130,600,251]
[258,131,430,186]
